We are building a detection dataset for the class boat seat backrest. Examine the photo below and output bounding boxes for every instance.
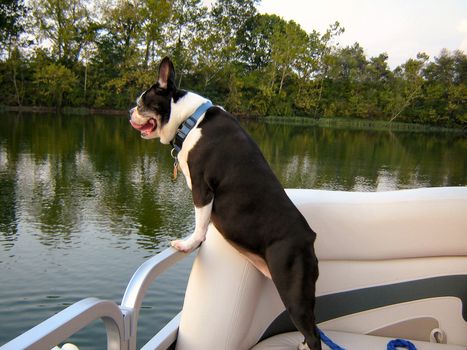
[175,187,467,350]
[296,188,467,260]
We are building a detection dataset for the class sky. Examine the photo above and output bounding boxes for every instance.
[204,0,467,69]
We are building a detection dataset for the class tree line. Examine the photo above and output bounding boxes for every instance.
[1,0,465,127]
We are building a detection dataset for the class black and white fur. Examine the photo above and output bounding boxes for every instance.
[129,57,321,350]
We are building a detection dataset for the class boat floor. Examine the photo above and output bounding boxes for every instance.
[251,330,466,350]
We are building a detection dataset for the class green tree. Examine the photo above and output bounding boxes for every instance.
[34,63,78,107]
[325,43,369,118]
[235,13,285,114]
[33,0,90,65]
[141,0,171,67]
[236,13,281,70]
[0,0,27,57]
[292,22,344,117]
[391,52,429,122]
[1,0,29,106]
[165,0,207,87]
[422,49,467,126]
[351,53,395,119]
[99,0,143,69]
[238,17,309,116]
[271,20,308,95]
[91,0,146,108]
[193,0,258,93]
[3,46,26,105]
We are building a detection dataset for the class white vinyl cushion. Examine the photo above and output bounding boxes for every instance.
[287,188,467,260]
[251,331,466,350]
[175,226,284,350]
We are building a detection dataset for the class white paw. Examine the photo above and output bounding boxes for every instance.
[170,238,202,253]
[298,341,310,350]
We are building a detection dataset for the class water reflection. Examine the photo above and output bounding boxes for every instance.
[0,114,195,252]
[0,114,466,252]
[245,122,466,190]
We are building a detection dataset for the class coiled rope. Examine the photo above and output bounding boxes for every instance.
[318,328,418,350]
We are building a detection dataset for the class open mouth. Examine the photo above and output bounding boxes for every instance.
[130,118,157,137]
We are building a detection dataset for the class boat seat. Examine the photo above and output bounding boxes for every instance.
[175,188,467,350]
[251,331,466,350]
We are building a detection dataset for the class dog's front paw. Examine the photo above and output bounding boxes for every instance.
[171,238,201,253]
[298,341,311,350]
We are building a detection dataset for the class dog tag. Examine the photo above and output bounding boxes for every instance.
[173,161,179,181]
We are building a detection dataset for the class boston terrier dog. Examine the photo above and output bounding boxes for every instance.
[129,57,321,350]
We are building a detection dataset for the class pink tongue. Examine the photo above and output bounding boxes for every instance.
[141,119,156,133]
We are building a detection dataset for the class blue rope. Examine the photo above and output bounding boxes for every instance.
[318,329,418,350]
[387,339,418,350]
[318,328,345,350]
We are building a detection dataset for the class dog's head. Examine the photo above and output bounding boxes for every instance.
[129,57,177,140]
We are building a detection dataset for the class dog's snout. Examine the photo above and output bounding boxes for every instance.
[128,107,135,120]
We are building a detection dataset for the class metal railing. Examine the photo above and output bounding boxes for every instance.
[1,247,193,350]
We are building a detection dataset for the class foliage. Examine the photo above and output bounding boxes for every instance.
[34,63,78,107]
[0,0,27,52]
[0,0,465,127]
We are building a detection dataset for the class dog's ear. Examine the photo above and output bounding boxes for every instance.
[157,57,175,90]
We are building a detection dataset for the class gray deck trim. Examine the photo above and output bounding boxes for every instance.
[260,275,467,342]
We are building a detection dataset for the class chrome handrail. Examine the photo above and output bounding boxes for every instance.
[1,246,194,350]
[140,312,181,350]
[1,298,125,350]
[120,248,189,350]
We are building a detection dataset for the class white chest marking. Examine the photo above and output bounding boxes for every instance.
[160,92,209,144]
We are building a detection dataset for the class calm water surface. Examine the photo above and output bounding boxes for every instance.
[0,113,465,348]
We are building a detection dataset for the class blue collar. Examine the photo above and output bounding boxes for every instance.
[171,100,212,153]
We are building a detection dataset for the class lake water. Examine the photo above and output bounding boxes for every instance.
[0,113,465,349]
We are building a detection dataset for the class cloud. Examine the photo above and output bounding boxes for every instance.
[458,19,467,52]
[258,0,467,68]
[458,19,467,32]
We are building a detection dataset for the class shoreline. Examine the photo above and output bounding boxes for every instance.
[1,105,127,116]
[256,116,466,133]
[1,105,464,133]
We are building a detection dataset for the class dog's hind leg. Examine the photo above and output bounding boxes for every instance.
[266,240,321,350]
